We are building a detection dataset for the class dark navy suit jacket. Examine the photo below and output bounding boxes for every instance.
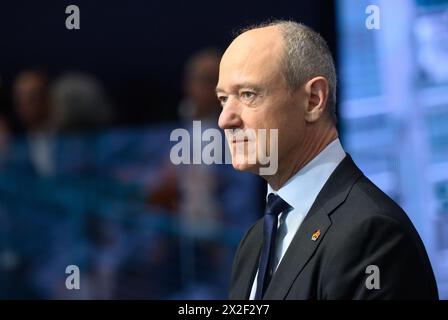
[229,155,438,300]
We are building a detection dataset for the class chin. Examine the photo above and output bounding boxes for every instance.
[231,160,259,174]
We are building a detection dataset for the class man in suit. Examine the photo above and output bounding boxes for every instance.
[216,20,438,299]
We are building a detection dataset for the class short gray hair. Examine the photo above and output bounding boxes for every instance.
[237,20,337,124]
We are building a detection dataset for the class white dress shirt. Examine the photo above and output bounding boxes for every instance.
[249,138,346,299]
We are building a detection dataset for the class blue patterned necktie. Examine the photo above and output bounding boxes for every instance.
[255,193,292,299]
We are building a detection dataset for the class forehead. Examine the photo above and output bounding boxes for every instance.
[218,26,285,90]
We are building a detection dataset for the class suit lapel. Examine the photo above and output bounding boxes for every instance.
[231,220,263,299]
[263,154,363,299]
[263,210,331,299]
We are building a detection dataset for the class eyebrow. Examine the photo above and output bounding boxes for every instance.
[215,82,262,94]
[215,87,224,94]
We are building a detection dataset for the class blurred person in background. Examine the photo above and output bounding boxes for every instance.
[150,48,228,298]
[11,69,114,177]
[9,70,117,298]
[179,48,222,122]
[178,48,223,237]
[179,48,241,299]
[0,77,12,165]
[150,48,224,218]
[50,72,113,132]
[150,48,223,212]
[0,115,11,167]
[12,69,55,176]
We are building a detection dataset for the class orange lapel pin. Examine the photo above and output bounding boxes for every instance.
[311,229,321,241]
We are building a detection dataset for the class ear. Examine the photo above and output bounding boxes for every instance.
[303,76,329,123]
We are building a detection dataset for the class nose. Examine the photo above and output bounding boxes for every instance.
[218,98,243,130]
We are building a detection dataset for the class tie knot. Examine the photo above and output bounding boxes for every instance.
[265,193,291,217]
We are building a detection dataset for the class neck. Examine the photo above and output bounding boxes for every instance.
[264,123,338,191]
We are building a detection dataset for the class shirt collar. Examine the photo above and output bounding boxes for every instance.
[267,138,346,215]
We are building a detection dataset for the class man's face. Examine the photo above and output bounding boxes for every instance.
[13,72,49,128]
[217,26,306,175]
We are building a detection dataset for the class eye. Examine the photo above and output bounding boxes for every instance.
[241,91,255,101]
[218,95,228,106]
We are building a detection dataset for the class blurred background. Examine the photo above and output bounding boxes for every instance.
[0,0,447,299]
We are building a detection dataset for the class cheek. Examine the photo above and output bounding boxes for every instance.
[240,93,296,132]
[272,100,303,152]
[241,107,275,132]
